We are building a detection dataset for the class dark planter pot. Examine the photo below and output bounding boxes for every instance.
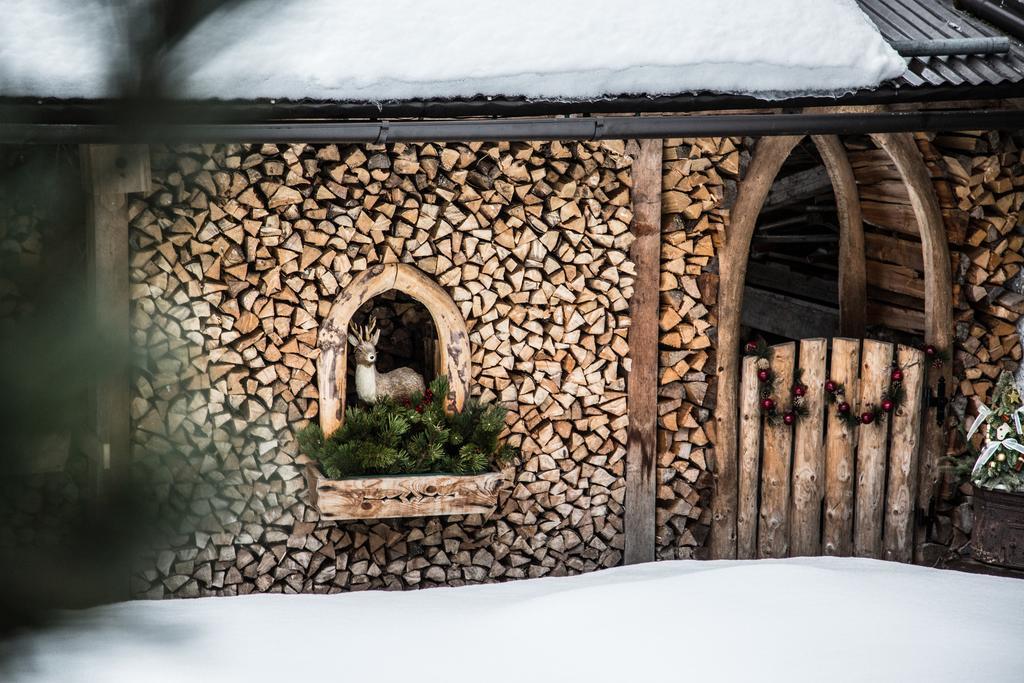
[971,486,1024,569]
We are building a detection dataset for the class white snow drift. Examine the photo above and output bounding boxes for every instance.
[4,557,1023,683]
[0,0,906,101]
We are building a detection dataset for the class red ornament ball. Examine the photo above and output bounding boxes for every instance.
[824,380,837,393]
[783,411,796,425]
[745,341,758,354]
[923,344,936,357]
[860,411,875,425]
[837,401,850,414]
[891,368,904,382]
[793,384,806,397]
[757,369,770,382]
[761,397,776,411]
[881,399,894,413]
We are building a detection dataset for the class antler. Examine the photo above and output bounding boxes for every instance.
[351,316,380,345]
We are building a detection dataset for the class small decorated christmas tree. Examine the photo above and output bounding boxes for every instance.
[967,371,1024,492]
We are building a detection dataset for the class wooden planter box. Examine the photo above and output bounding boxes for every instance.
[972,486,1024,570]
[305,464,504,521]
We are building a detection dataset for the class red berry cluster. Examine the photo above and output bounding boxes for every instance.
[400,388,435,414]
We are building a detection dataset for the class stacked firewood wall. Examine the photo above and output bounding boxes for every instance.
[925,132,1024,397]
[655,137,745,559]
[128,140,637,597]
[929,130,1024,555]
[848,131,1024,557]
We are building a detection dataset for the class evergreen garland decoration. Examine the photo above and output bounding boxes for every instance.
[744,338,808,427]
[298,376,517,479]
[824,361,909,428]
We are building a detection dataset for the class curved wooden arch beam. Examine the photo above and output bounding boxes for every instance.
[317,263,471,438]
[393,264,471,413]
[711,135,803,560]
[812,135,866,337]
[869,132,954,561]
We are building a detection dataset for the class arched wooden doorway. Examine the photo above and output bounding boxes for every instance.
[710,132,953,562]
[316,263,471,437]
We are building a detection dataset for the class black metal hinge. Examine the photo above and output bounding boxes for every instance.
[927,376,948,427]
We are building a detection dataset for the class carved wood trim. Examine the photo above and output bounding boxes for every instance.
[305,464,503,521]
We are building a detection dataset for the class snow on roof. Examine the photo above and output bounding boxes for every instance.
[5,558,1024,682]
[0,0,129,100]
[1,0,906,102]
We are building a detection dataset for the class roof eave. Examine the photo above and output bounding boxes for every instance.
[5,80,1024,127]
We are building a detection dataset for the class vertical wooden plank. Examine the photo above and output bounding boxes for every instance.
[623,138,662,565]
[712,135,803,559]
[823,337,860,556]
[81,145,147,490]
[789,338,828,557]
[737,354,762,559]
[853,339,894,558]
[883,345,925,563]
[758,342,795,558]
[870,133,954,563]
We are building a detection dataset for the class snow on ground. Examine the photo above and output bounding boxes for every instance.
[3,557,1023,683]
[0,0,905,101]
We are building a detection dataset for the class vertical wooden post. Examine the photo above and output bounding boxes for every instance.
[623,139,662,565]
[81,145,149,491]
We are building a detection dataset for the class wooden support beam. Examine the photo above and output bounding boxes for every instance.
[813,135,866,337]
[81,144,149,491]
[624,139,662,565]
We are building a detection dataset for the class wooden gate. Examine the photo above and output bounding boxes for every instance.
[737,337,926,562]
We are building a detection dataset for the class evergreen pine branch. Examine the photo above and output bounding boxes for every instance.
[296,375,517,478]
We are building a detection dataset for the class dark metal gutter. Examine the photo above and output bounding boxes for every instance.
[5,108,1024,145]
[5,82,1024,127]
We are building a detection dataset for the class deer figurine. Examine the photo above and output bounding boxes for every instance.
[348,317,426,403]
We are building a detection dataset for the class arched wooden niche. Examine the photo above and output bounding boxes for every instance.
[317,263,471,437]
[709,132,954,560]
